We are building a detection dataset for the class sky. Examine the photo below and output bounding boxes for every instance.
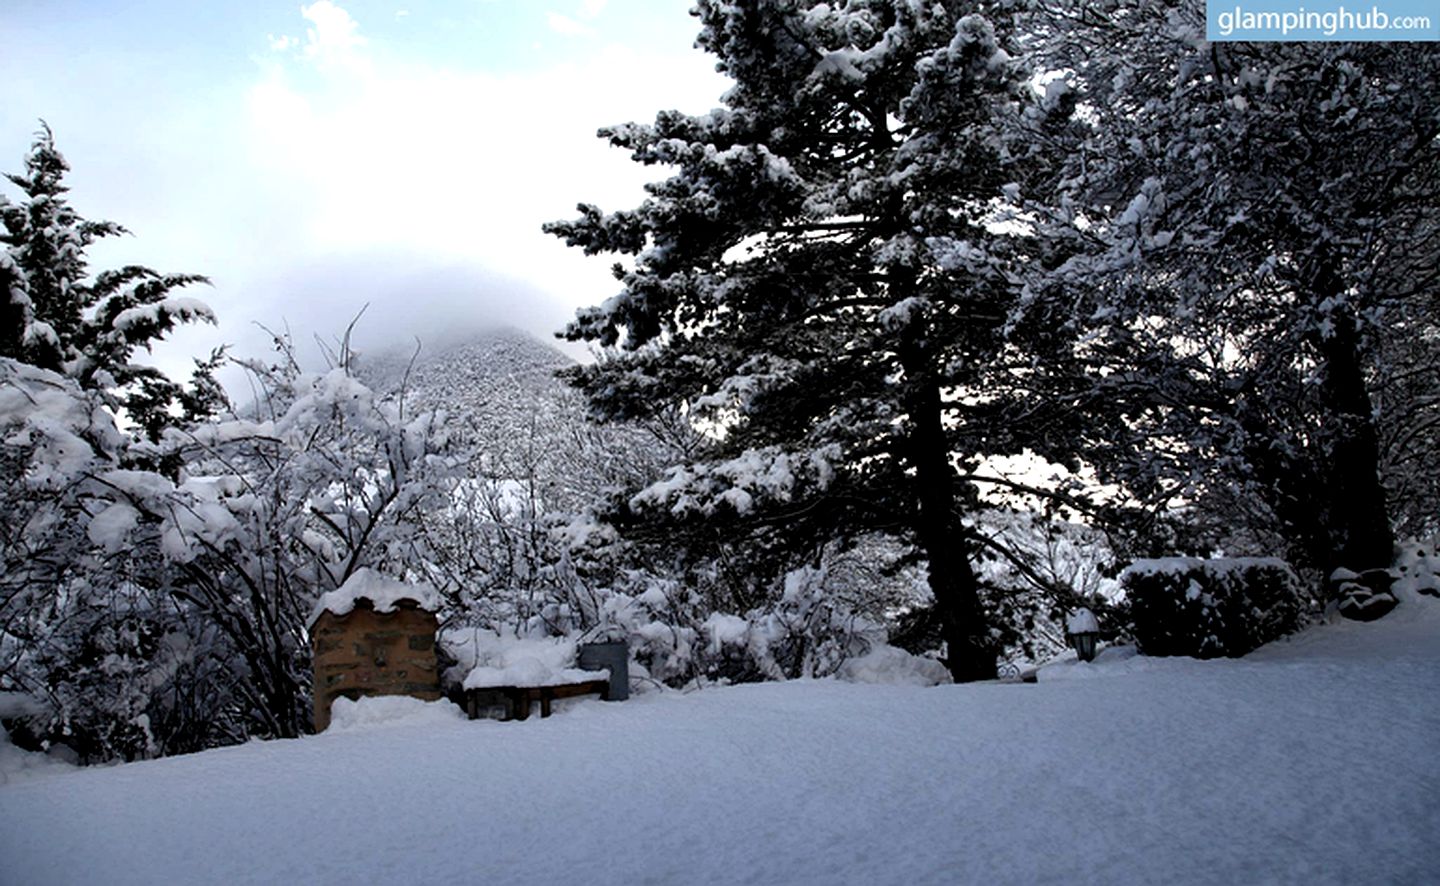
[0,0,730,378]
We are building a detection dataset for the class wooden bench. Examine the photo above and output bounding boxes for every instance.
[463,679,610,721]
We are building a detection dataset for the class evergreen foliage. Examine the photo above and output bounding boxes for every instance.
[1121,558,1308,659]
[1023,2,1440,575]
[0,123,221,440]
[547,0,1094,681]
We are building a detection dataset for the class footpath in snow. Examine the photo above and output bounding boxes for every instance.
[2,599,1438,885]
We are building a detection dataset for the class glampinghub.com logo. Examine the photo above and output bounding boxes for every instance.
[1209,1,1438,39]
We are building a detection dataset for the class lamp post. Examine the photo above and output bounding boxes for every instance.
[1067,607,1100,663]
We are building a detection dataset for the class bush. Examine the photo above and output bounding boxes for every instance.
[1121,557,1309,658]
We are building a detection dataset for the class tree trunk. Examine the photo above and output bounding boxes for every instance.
[898,320,997,683]
[1316,307,1395,574]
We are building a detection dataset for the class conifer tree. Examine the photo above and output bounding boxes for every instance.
[1025,2,1440,574]
[548,1,1077,681]
[0,123,219,439]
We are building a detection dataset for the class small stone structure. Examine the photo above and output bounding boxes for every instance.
[309,569,442,732]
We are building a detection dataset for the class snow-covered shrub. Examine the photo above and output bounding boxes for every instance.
[19,594,163,763]
[886,509,1125,668]
[146,342,459,739]
[631,565,883,685]
[3,330,462,756]
[1392,540,1440,601]
[0,359,167,762]
[504,521,888,688]
[743,565,884,680]
[595,582,701,687]
[1121,558,1309,658]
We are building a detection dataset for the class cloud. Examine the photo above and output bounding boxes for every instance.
[545,12,592,36]
[3,0,729,383]
[549,0,607,35]
[242,8,728,339]
[302,1,367,67]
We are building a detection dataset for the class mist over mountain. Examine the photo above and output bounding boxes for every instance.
[357,325,576,415]
[351,325,655,520]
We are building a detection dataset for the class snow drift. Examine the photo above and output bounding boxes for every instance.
[3,595,1438,885]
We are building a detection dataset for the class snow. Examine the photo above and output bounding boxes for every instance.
[0,727,74,786]
[447,631,607,690]
[1392,541,1440,602]
[326,696,466,732]
[85,500,141,551]
[4,600,1440,885]
[1121,555,1291,578]
[630,446,802,517]
[1065,607,1099,634]
[0,359,124,487]
[110,296,215,333]
[834,643,951,686]
[307,568,441,627]
[701,612,750,653]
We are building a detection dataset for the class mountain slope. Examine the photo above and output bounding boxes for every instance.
[358,325,575,416]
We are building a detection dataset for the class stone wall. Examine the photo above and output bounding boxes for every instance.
[311,600,441,732]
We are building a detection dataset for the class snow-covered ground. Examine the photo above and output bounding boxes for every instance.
[3,601,1438,885]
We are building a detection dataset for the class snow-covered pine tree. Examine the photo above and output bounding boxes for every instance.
[1024,3,1440,575]
[0,357,182,761]
[547,1,1083,682]
[0,123,220,441]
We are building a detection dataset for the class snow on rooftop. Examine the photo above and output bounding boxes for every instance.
[306,568,441,628]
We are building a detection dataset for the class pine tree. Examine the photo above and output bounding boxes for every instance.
[547,1,1082,681]
[0,122,219,439]
[1025,3,1440,574]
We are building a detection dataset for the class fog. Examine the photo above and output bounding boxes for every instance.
[151,249,601,397]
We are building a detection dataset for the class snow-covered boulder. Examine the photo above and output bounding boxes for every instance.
[1333,568,1399,623]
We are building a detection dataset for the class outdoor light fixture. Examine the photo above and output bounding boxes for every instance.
[1067,607,1100,663]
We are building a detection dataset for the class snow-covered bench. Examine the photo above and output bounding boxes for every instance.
[462,679,611,721]
[448,634,613,721]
